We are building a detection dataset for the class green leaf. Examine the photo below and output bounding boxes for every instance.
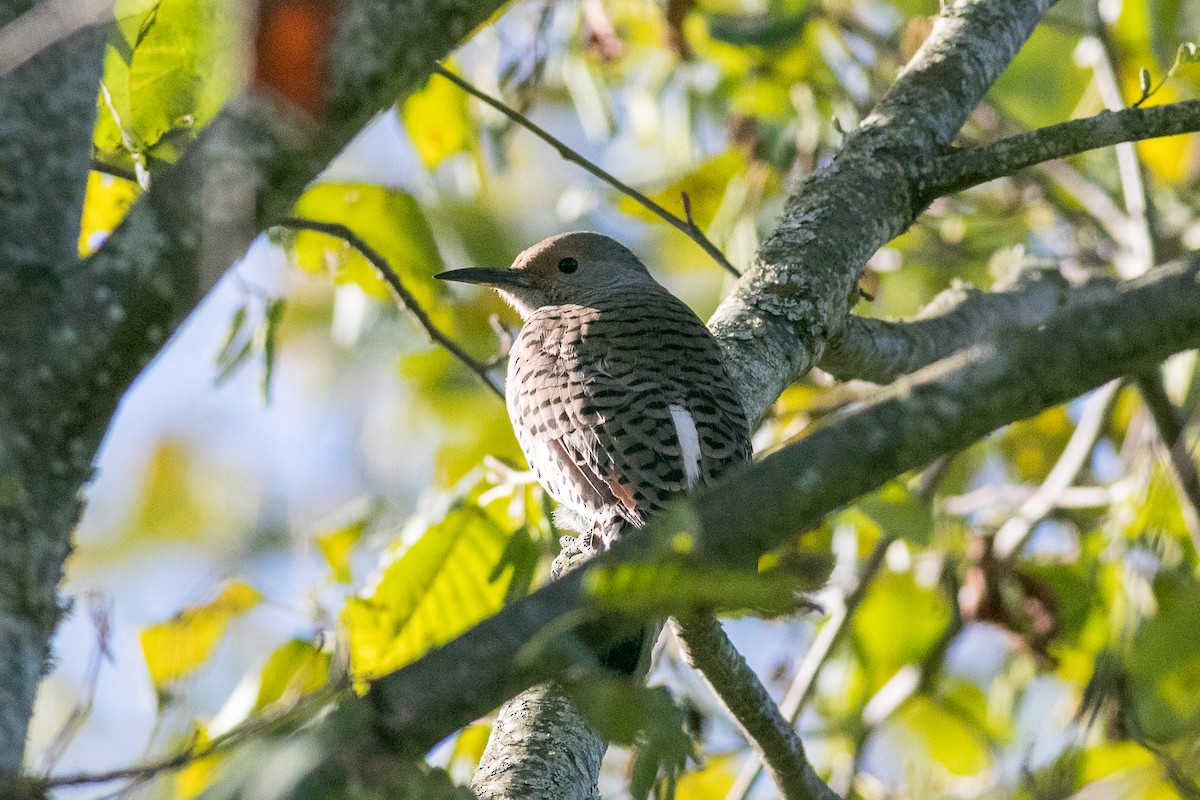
[290,183,445,304]
[259,298,286,404]
[856,480,933,545]
[1127,570,1200,738]
[567,676,693,800]
[254,639,331,711]
[95,0,243,163]
[852,571,952,689]
[340,478,518,683]
[140,581,262,690]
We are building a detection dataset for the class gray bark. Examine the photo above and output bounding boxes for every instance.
[0,0,104,780]
[0,0,508,786]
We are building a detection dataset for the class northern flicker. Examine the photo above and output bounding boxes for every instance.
[436,231,752,555]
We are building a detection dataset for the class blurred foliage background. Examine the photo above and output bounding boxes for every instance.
[38,0,1200,797]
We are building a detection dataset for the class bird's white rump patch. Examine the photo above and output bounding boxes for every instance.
[668,403,702,490]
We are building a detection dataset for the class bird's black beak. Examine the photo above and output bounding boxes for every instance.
[434,267,531,289]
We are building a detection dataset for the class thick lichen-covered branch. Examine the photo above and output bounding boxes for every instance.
[0,0,507,784]
[0,0,104,778]
[818,266,1119,384]
[342,259,1200,774]
[707,0,1056,425]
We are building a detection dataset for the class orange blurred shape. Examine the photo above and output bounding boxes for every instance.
[254,0,336,116]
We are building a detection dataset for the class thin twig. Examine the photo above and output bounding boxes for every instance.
[89,158,141,184]
[43,684,344,790]
[994,381,1120,559]
[728,532,894,800]
[672,615,840,800]
[1134,371,1200,552]
[430,64,742,278]
[275,217,504,399]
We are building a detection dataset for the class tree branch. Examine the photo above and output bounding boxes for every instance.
[431,65,741,278]
[924,100,1200,201]
[342,259,1200,774]
[818,265,1118,384]
[275,217,503,398]
[707,0,1057,426]
[671,616,838,800]
[0,0,105,778]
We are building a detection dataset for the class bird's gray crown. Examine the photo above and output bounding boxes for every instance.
[435,231,661,319]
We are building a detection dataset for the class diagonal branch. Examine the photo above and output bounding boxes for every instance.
[707,0,1058,426]
[924,100,1200,201]
[818,266,1117,384]
[275,217,503,398]
[349,259,1200,769]
[430,65,741,278]
[728,533,893,800]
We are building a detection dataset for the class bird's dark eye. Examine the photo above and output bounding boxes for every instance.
[557,257,579,274]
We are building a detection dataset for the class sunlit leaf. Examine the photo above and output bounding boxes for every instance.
[316,520,366,584]
[176,725,223,800]
[140,581,262,689]
[617,150,748,231]
[893,694,990,776]
[290,182,445,305]
[450,723,492,772]
[675,754,736,799]
[78,171,141,256]
[254,638,330,711]
[95,0,244,164]
[340,478,517,683]
[401,66,476,169]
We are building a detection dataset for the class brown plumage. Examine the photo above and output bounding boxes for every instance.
[437,231,750,549]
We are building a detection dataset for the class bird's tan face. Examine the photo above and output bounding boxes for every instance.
[435,231,658,319]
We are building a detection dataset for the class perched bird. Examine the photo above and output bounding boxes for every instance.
[436,231,751,556]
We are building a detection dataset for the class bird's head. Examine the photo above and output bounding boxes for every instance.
[435,231,657,319]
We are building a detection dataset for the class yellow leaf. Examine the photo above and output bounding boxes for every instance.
[895,695,989,776]
[451,723,492,770]
[140,581,262,688]
[78,171,140,257]
[176,726,223,800]
[401,66,475,169]
[316,521,364,583]
[676,754,737,798]
[254,639,330,711]
[617,150,748,231]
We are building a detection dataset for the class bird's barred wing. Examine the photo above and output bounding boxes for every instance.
[507,299,751,531]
